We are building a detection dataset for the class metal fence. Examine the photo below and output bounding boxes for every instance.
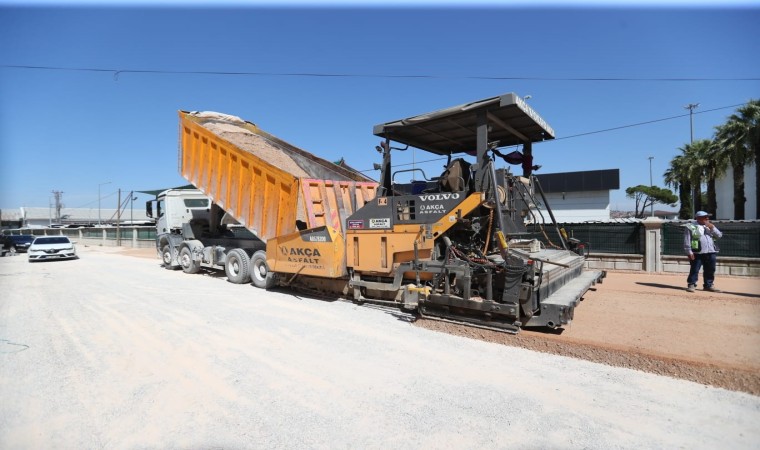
[1,226,157,242]
[525,223,644,255]
[4,222,757,258]
[663,221,760,258]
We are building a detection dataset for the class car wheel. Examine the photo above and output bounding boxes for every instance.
[8,245,17,256]
[179,246,201,274]
[225,248,251,284]
[161,245,174,269]
[250,250,274,289]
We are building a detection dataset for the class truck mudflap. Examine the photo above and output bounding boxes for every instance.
[524,270,605,328]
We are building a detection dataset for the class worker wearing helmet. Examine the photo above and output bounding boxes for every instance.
[683,211,722,292]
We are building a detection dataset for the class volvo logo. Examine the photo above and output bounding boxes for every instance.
[419,193,460,201]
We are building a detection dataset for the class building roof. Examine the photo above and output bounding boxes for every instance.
[536,169,620,193]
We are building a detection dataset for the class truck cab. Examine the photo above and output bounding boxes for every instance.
[149,188,211,236]
[147,188,267,285]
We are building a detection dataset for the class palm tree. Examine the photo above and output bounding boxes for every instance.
[703,139,730,215]
[665,142,707,219]
[714,100,760,220]
[664,153,693,219]
[744,100,760,218]
[683,140,709,213]
[686,138,725,216]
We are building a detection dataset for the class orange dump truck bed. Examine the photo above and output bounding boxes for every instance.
[179,111,378,242]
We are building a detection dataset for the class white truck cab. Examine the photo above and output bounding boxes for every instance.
[146,188,269,286]
[149,188,211,235]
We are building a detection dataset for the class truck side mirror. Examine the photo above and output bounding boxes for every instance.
[146,201,153,218]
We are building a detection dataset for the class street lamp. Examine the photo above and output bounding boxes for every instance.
[98,181,111,226]
[648,156,655,217]
[130,192,138,224]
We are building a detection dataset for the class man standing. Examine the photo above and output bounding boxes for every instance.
[684,211,723,292]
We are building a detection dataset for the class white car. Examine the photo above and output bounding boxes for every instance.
[28,236,78,262]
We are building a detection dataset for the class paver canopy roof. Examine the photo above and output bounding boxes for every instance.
[373,93,555,155]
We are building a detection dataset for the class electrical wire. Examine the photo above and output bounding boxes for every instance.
[360,103,746,172]
[1,64,750,174]
[2,64,758,82]
[552,104,745,140]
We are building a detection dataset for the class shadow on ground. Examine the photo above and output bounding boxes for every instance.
[636,282,760,298]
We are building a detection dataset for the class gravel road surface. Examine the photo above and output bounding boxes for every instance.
[1,246,759,449]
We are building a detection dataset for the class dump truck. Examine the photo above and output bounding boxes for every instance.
[154,94,604,332]
[148,111,378,286]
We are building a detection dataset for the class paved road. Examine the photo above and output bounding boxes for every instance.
[1,247,759,449]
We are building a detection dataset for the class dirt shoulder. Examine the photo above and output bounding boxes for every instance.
[417,271,760,395]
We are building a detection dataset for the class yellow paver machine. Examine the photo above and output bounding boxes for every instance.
[171,93,605,333]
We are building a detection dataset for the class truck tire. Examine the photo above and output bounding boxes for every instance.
[179,246,201,274]
[161,245,174,269]
[250,250,274,289]
[225,248,251,284]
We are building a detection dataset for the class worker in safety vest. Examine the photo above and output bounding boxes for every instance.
[683,211,722,292]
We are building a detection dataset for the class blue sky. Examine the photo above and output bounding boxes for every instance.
[1,1,758,213]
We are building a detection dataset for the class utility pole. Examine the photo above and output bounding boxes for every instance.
[684,103,699,214]
[117,189,122,246]
[51,190,64,225]
[684,103,699,144]
[648,157,654,217]
[98,181,111,226]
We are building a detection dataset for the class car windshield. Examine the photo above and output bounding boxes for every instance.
[12,236,36,243]
[33,237,71,245]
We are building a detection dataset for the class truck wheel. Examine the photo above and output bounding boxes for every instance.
[225,248,251,284]
[250,250,274,289]
[179,247,201,274]
[161,245,174,269]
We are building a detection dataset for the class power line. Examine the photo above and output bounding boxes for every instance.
[72,190,119,209]
[4,63,749,174]
[552,103,742,141]
[359,103,746,172]
[2,64,758,82]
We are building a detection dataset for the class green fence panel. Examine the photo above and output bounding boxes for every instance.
[137,228,156,240]
[662,223,685,256]
[525,223,644,254]
[663,221,760,258]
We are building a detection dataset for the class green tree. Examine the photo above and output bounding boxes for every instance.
[714,100,760,220]
[702,138,729,216]
[683,138,726,216]
[682,140,707,213]
[664,153,693,219]
[625,185,678,218]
